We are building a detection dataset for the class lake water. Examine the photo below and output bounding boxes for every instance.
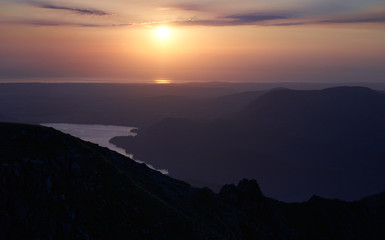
[41,123,168,174]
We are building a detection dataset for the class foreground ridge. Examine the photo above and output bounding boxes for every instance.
[0,122,384,239]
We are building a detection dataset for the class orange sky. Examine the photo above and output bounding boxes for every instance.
[1,0,385,83]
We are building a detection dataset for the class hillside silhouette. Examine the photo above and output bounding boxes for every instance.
[1,122,385,239]
[0,83,265,127]
[111,87,385,201]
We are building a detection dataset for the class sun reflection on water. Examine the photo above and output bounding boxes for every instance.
[154,79,172,84]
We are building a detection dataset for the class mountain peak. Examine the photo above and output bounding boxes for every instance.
[219,179,263,205]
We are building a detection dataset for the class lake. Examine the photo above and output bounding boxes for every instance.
[41,123,168,174]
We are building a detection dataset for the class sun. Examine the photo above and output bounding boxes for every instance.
[156,27,170,39]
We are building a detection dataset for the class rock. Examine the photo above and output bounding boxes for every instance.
[237,179,263,201]
[44,177,53,195]
[70,162,82,177]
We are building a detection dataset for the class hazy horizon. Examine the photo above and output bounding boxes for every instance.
[1,0,385,84]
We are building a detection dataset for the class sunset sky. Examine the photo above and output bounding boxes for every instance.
[1,0,385,83]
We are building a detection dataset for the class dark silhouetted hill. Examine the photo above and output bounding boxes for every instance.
[0,83,266,127]
[111,87,385,201]
[3,82,384,128]
[1,122,385,239]
[0,113,17,123]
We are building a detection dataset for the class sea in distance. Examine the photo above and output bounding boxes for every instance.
[41,123,168,174]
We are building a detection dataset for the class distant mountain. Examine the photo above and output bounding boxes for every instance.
[1,122,385,239]
[0,83,264,127]
[0,113,7,121]
[111,87,385,201]
[0,113,17,123]
[2,82,382,128]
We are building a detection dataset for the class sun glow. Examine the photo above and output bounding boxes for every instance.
[154,79,171,84]
[157,27,170,39]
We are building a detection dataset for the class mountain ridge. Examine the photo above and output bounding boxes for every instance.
[111,86,385,201]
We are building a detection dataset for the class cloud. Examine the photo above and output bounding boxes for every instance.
[37,3,111,16]
[266,14,385,26]
[172,14,288,26]
[225,14,287,23]
[0,19,131,28]
[168,10,385,27]
[157,2,217,12]
[171,3,206,12]
[268,22,309,26]
[320,16,385,24]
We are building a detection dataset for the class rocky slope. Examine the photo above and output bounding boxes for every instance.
[1,122,385,239]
